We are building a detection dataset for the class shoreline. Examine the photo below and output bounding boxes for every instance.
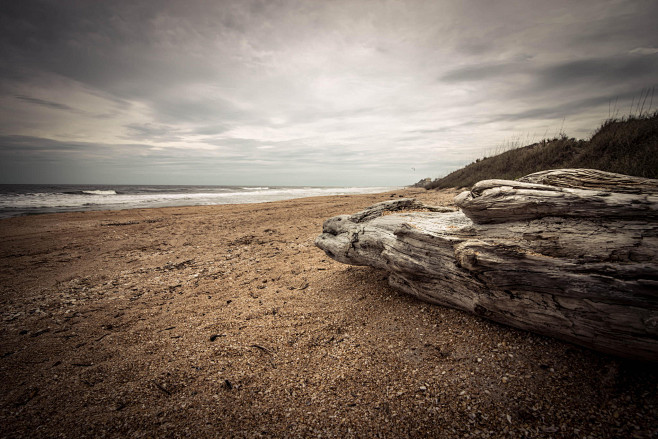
[1,188,656,438]
[0,185,400,220]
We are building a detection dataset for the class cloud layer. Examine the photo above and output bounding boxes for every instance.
[1,0,656,185]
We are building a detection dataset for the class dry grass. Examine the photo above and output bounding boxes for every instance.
[427,113,658,189]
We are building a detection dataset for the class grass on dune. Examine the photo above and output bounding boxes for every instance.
[426,112,658,189]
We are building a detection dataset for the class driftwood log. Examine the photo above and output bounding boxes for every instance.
[315,169,658,361]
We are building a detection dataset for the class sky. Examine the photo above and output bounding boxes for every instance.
[0,0,656,186]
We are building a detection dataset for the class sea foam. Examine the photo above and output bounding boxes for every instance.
[82,190,118,195]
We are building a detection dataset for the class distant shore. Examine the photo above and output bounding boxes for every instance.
[1,188,656,438]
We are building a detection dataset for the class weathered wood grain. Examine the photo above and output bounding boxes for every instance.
[315,169,658,361]
[454,180,658,224]
[518,168,658,193]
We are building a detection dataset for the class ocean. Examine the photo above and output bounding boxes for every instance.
[0,184,396,219]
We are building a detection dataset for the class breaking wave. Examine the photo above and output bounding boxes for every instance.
[82,190,118,195]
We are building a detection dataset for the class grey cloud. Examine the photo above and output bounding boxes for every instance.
[1,1,222,96]
[440,62,525,82]
[572,2,658,48]
[630,48,658,55]
[0,135,87,153]
[13,93,123,120]
[2,1,658,186]
[0,133,409,185]
[538,55,658,88]
[152,95,245,124]
[123,123,182,142]
[14,95,77,112]
[453,40,496,57]
[484,88,649,126]
[203,137,262,149]
[0,135,152,157]
[440,54,657,89]
[192,124,230,135]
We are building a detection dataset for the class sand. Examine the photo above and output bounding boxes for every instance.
[0,189,656,438]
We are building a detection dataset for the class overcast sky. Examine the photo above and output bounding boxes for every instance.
[1,0,656,186]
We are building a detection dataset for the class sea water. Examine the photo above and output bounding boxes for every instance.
[0,184,395,219]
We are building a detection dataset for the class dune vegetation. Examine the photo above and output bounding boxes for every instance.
[426,112,658,189]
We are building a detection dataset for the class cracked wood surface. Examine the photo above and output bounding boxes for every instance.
[315,169,658,361]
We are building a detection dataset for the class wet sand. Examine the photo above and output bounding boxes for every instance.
[1,188,656,438]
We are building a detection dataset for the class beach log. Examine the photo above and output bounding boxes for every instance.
[315,169,658,361]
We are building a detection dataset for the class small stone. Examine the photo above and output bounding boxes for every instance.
[419,386,427,392]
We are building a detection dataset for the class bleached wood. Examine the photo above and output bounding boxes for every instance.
[315,169,658,361]
[518,168,658,193]
[454,180,658,224]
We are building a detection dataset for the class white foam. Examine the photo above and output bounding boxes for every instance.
[82,190,117,195]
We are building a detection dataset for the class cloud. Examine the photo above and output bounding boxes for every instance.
[123,123,183,143]
[630,47,658,55]
[439,54,657,92]
[14,95,78,112]
[538,55,658,88]
[1,0,657,185]
[486,89,643,123]
[440,62,526,82]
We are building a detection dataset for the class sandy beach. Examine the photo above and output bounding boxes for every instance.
[1,189,656,438]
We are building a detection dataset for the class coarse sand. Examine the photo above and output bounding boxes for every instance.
[1,189,656,438]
